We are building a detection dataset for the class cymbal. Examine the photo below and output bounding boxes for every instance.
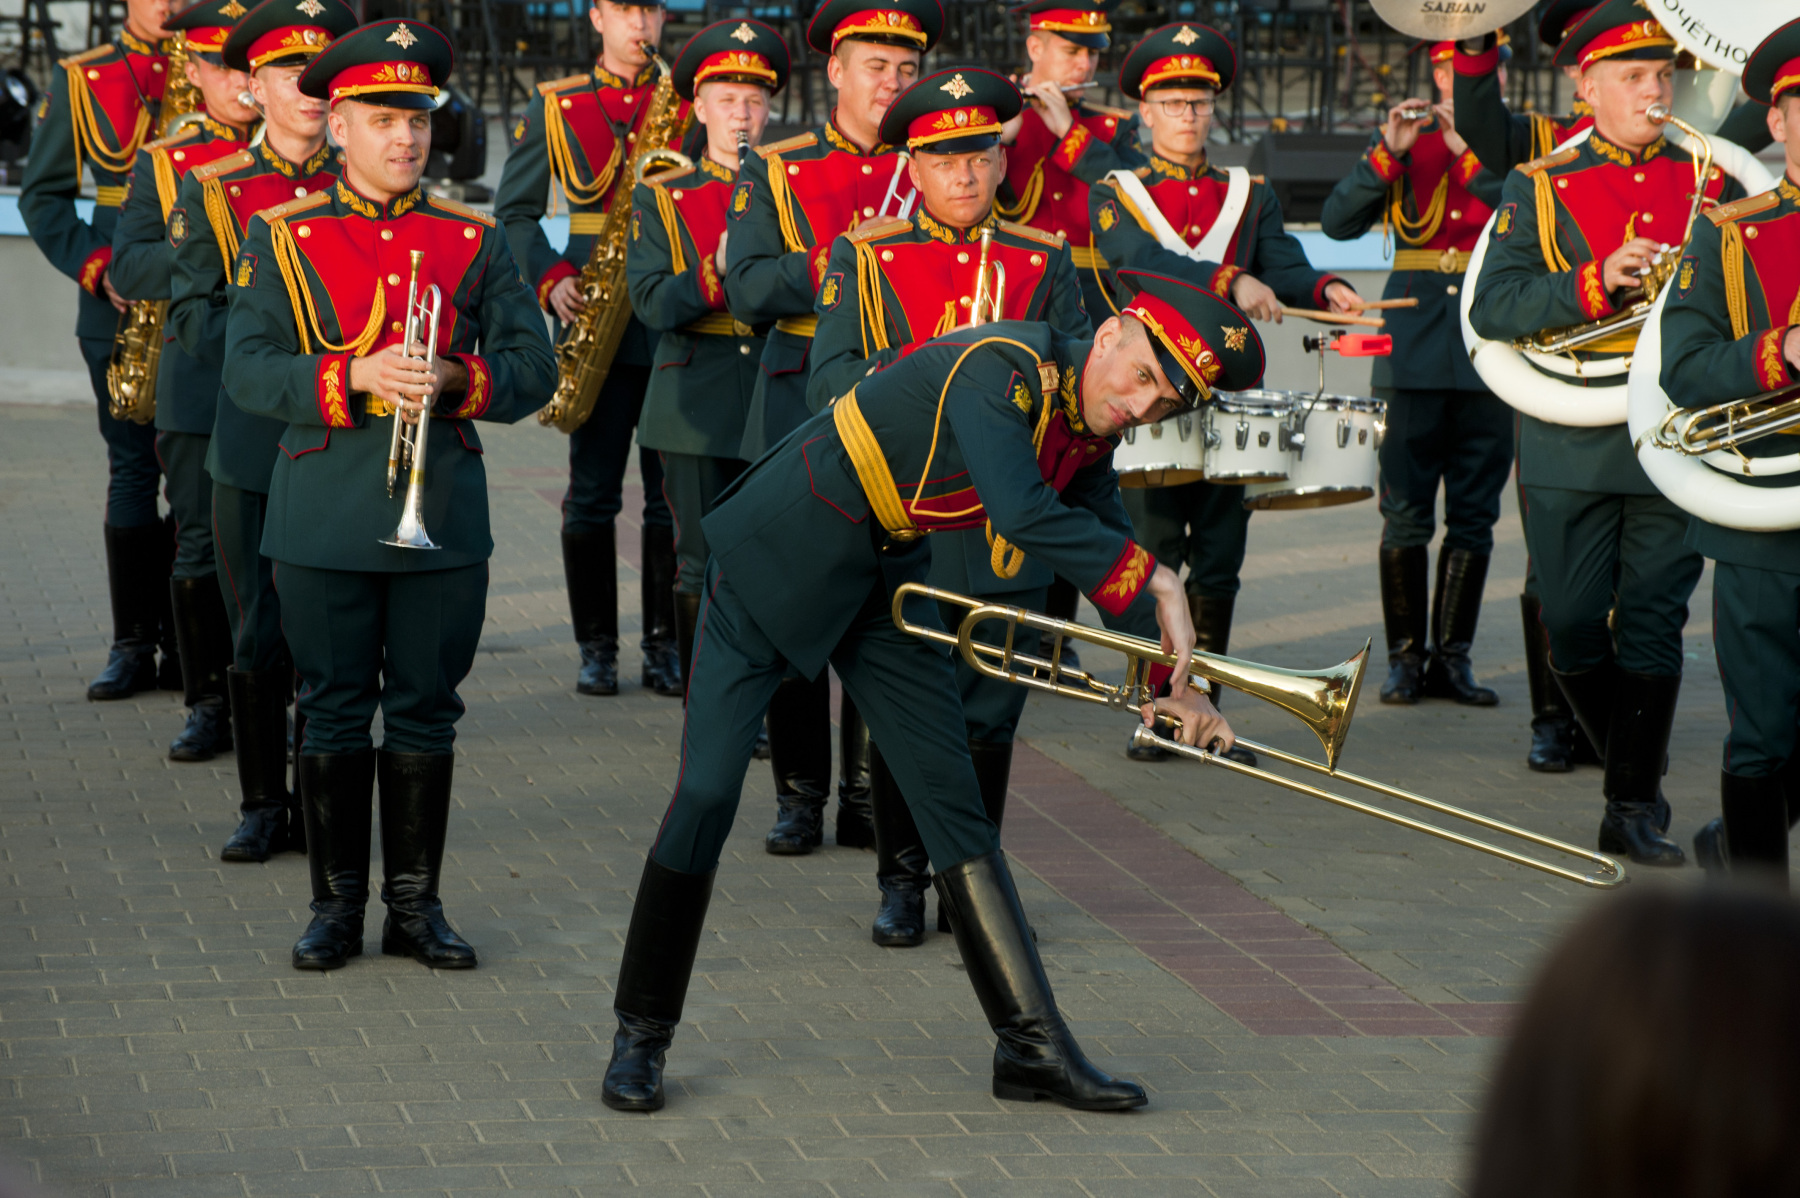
[1367,0,1536,43]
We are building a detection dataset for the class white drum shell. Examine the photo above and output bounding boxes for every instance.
[1201,390,1298,484]
[1115,409,1207,489]
[1244,396,1385,510]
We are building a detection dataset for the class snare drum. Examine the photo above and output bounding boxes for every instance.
[1243,395,1385,510]
[1201,390,1298,484]
[1114,410,1205,488]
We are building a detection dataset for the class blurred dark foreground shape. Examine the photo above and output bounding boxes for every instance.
[1470,886,1800,1198]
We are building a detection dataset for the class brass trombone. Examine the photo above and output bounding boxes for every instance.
[381,250,442,550]
[894,584,1626,890]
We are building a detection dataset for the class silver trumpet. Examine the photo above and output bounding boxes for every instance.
[381,250,442,550]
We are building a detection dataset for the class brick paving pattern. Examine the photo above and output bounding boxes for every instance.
[0,394,1727,1197]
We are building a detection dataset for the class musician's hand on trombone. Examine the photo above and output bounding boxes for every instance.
[1147,688,1234,753]
[1603,237,1664,294]
[547,277,585,324]
[1147,563,1195,698]
[1229,273,1282,322]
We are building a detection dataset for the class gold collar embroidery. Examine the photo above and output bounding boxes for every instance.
[698,155,732,182]
[200,116,244,142]
[1781,176,1800,206]
[1061,359,1087,434]
[336,178,422,219]
[258,139,335,179]
[1148,151,1208,181]
[592,62,655,91]
[1589,133,1667,167]
[119,29,157,55]
[914,204,999,245]
[824,114,899,157]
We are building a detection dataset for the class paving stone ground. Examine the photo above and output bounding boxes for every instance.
[0,383,1731,1198]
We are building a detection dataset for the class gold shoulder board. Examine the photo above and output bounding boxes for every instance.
[536,73,589,96]
[1706,191,1780,226]
[257,189,331,223]
[998,219,1064,248]
[144,124,202,152]
[427,195,497,226]
[58,44,113,68]
[192,148,255,181]
[1520,146,1580,177]
[848,217,911,245]
[756,132,817,158]
[639,165,687,188]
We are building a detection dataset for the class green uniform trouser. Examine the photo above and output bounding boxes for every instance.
[212,481,287,673]
[660,451,747,596]
[943,589,1045,743]
[1376,388,1514,553]
[1122,480,1251,599]
[1521,486,1702,676]
[652,562,996,874]
[1712,561,1800,777]
[274,561,487,756]
[80,336,163,529]
[154,430,214,579]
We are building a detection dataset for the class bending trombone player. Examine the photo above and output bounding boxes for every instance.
[601,271,1261,1114]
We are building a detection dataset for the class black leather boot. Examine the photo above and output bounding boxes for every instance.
[1721,771,1790,891]
[168,577,235,761]
[869,743,929,947]
[563,527,619,696]
[1596,671,1685,866]
[1556,661,1671,836]
[763,674,831,855]
[289,703,308,853]
[641,524,683,697]
[937,737,1022,935]
[1423,549,1498,705]
[1522,594,1577,772]
[1378,545,1430,705]
[221,668,295,862]
[377,752,476,968]
[673,591,701,703]
[1190,593,1255,767]
[602,857,716,1112]
[155,516,182,691]
[935,852,1146,1110]
[87,523,164,701]
[836,694,875,849]
[292,751,375,970]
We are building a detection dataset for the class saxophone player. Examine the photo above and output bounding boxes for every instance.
[1469,0,1739,867]
[20,0,177,701]
[168,0,361,862]
[626,20,788,692]
[1657,19,1800,887]
[493,0,687,702]
[221,20,555,971]
[722,0,945,859]
[807,68,1090,947]
[109,0,260,763]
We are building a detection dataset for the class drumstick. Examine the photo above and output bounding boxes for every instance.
[1350,298,1419,311]
[1281,307,1386,328]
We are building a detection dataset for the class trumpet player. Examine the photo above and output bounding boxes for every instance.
[627,20,789,680]
[1320,43,1513,712]
[220,21,555,971]
[493,0,685,702]
[808,68,1090,946]
[599,269,1256,1114]
[1089,22,1360,764]
[1657,20,1800,887]
[109,0,259,763]
[723,0,945,859]
[1469,0,1739,867]
[21,0,177,701]
[167,0,360,861]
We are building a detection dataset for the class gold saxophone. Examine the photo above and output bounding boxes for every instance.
[106,37,203,424]
[538,42,692,433]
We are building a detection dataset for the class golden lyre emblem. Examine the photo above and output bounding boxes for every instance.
[940,73,974,100]
[386,22,418,48]
[1172,25,1200,45]
[731,21,756,42]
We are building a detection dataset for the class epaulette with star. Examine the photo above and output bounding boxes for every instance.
[192,148,255,181]
[998,219,1064,249]
[1520,146,1580,177]
[756,132,817,159]
[535,73,589,96]
[1706,191,1780,226]
[427,195,497,226]
[848,217,911,244]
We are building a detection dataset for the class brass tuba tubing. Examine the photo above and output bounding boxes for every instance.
[1657,385,1800,456]
[895,583,1626,890]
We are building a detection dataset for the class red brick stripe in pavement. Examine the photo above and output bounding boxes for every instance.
[1008,742,1518,1038]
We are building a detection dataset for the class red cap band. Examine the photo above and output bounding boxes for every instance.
[1029,8,1110,35]
[184,25,233,54]
[1773,55,1800,102]
[328,59,438,104]
[831,8,926,49]
[1121,291,1227,397]
[906,103,1000,148]
[693,48,777,87]
[1577,17,1674,71]
[246,25,335,69]
[1140,53,1220,91]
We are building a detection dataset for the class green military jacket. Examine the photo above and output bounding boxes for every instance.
[111,118,252,433]
[169,139,339,493]
[492,62,685,370]
[701,322,1160,679]
[627,154,763,460]
[1469,132,1742,493]
[21,33,167,340]
[721,118,915,460]
[222,179,556,572]
[1320,126,1501,392]
[1090,153,1345,315]
[808,207,1092,598]
[1660,177,1800,570]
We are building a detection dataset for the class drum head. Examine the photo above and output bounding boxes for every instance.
[1243,485,1375,511]
[1119,467,1207,489]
